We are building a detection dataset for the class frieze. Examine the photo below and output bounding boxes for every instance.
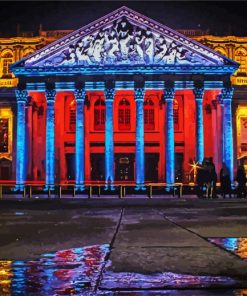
[13,7,237,71]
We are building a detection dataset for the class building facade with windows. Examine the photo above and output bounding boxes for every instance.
[0,6,246,189]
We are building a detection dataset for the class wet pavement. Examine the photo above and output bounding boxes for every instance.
[0,198,247,295]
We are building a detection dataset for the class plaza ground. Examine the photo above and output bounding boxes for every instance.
[0,197,247,295]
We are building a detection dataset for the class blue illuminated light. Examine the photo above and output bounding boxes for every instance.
[105,88,115,190]
[75,89,86,191]
[15,90,28,190]
[45,89,56,189]
[135,88,145,190]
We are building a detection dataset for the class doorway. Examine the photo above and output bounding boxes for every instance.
[145,153,159,182]
[115,154,134,181]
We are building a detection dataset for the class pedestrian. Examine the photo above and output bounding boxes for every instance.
[208,157,217,198]
[220,162,232,198]
[196,162,205,198]
[236,164,246,198]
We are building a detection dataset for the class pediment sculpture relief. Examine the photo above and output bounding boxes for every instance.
[36,17,219,67]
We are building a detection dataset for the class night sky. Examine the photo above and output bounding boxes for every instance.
[0,1,247,37]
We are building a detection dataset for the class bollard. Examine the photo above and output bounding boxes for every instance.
[23,186,26,198]
[29,186,32,199]
[123,186,126,198]
[73,186,76,197]
[98,185,101,197]
[0,185,2,199]
[48,188,51,198]
[149,185,152,198]
[119,185,122,199]
[59,186,62,199]
[88,186,93,199]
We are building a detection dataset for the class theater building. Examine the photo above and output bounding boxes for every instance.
[0,6,246,190]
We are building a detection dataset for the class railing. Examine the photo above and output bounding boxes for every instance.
[0,182,184,199]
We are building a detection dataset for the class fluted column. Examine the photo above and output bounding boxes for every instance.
[74,88,86,191]
[134,87,145,190]
[15,89,28,190]
[193,87,205,163]
[164,87,175,185]
[221,87,234,182]
[104,87,115,190]
[45,88,56,189]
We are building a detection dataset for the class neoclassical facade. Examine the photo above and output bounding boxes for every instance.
[0,6,246,189]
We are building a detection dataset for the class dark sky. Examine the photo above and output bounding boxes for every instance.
[1,1,247,37]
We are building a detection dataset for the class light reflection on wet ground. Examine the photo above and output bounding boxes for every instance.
[0,244,110,295]
[208,238,247,259]
[0,243,246,295]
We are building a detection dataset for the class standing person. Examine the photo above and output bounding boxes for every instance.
[236,164,246,198]
[220,163,232,198]
[196,162,205,198]
[209,157,217,198]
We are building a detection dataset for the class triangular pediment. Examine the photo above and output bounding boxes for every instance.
[13,6,237,69]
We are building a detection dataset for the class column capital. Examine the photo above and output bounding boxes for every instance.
[134,88,145,101]
[105,88,115,102]
[45,89,56,102]
[193,87,204,101]
[221,87,234,101]
[15,89,28,102]
[164,87,175,101]
[74,88,86,101]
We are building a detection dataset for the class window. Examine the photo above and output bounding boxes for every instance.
[174,99,179,131]
[69,100,76,132]
[235,48,246,74]
[2,52,13,78]
[94,98,105,130]
[0,118,9,153]
[144,99,155,130]
[118,99,131,130]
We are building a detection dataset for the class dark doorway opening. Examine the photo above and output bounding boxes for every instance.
[65,153,75,181]
[115,153,135,181]
[0,158,12,180]
[145,153,159,182]
[175,153,184,182]
[91,153,105,181]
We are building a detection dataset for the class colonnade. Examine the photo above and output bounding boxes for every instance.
[15,82,234,190]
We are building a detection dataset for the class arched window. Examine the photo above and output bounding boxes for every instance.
[69,100,76,132]
[235,48,247,74]
[173,99,179,131]
[94,98,105,130]
[1,52,13,78]
[144,98,155,130]
[118,99,131,130]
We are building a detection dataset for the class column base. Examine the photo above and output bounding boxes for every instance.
[13,184,25,192]
[104,185,115,191]
[75,184,85,192]
[135,184,146,191]
[44,185,55,191]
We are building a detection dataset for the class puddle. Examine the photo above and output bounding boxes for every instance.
[208,238,247,259]
[0,244,110,296]
[0,243,246,295]
[100,271,239,290]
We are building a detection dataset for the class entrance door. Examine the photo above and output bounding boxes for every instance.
[175,153,184,182]
[145,153,159,182]
[90,153,105,181]
[65,153,75,181]
[115,154,134,181]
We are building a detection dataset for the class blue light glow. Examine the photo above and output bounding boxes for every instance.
[105,88,115,190]
[165,88,175,185]
[45,89,56,189]
[15,90,28,190]
[75,89,86,191]
[222,88,234,182]
[135,88,145,190]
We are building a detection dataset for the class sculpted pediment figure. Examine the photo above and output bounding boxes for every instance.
[13,6,237,69]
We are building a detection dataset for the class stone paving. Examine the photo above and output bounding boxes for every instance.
[0,197,246,295]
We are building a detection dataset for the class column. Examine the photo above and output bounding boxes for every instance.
[104,87,115,190]
[221,87,234,182]
[74,88,86,191]
[134,87,145,190]
[193,87,204,164]
[45,88,56,189]
[15,89,28,190]
[164,87,175,185]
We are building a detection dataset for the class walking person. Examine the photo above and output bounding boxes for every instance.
[196,162,205,198]
[236,164,246,198]
[220,162,232,198]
